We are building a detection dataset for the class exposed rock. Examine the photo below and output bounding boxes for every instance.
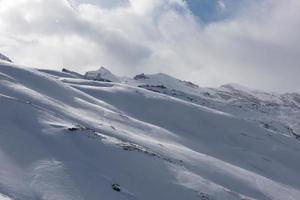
[85,67,120,82]
[62,68,84,78]
[0,53,13,63]
[112,184,121,192]
[134,73,149,80]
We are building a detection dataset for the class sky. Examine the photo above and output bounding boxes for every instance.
[0,0,300,92]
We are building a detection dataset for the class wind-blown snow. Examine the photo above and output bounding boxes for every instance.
[1,63,300,200]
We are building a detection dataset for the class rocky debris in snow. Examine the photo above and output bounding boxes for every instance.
[134,73,149,80]
[121,143,156,157]
[65,125,184,166]
[112,183,121,192]
[198,192,211,200]
[65,125,183,165]
[179,80,199,88]
[67,124,86,132]
[62,68,84,78]
[66,125,99,140]
[138,85,167,89]
[287,126,300,139]
[263,123,271,129]
[138,85,209,105]
[120,142,184,166]
[68,127,80,131]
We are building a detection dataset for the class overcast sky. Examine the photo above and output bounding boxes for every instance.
[0,0,299,92]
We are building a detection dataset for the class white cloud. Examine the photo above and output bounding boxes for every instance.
[0,0,300,92]
[217,0,226,12]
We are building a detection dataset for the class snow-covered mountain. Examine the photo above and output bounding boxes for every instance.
[0,53,12,63]
[84,68,300,139]
[1,63,300,200]
[84,67,122,83]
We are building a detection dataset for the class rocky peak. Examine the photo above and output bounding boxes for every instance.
[0,53,13,63]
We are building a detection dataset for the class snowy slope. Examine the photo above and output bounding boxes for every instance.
[37,68,84,79]
[84,68,300,139]
[134,74,300,139]
[1,63,300,200]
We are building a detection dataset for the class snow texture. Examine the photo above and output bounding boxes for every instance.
[1,63,300,200]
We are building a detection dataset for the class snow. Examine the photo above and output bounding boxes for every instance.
[1,63,300,200]
[85,67,122,83]
[37,69,84,79]
[94,69,300,139]
[0,194,13,200]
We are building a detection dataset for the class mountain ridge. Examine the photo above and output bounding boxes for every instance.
[81,67,300,138]
[1,63,300,200]
[0,53,13,63]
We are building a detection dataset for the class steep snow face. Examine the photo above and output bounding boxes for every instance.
[131,72,206,95]
[1,63,300,200]
[214,84,300,137]
[0,53,12,63]
[85,67,121,83]
[219,83,283,104]
[127,72,300,138]
[84,69,205,95]
[65,67,300,138]
[81,68,300,138]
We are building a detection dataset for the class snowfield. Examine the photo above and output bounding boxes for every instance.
[1,62,300,200]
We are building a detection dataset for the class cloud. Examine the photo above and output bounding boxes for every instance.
[0,0,300,92]
[71,0,128,9]
[217,0,226,13]
[0,0,153,71]
[199,0,300,91]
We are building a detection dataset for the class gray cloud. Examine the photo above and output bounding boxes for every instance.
[0,0,300,92]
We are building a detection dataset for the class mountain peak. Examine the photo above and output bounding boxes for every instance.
[97,66,111,73]
[85,66,120,83]
[220,83,253,93]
